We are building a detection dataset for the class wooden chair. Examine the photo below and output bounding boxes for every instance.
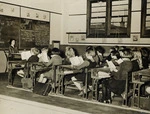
[123,59,140,106]
[6,53,26,85]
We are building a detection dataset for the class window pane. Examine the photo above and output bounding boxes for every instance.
[88,1,106,37]
[112,0,128,5]
[141,0,150,37]
[87,0,131,38]
[110,0,129,37]
[147,3,150,9]
[147,9,150,14]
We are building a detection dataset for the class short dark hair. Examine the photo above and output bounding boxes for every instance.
[51,48,60,55]
[9,39,16,45]
[111,50,121,59]
[86,46,95,53]
[95,46,105,54]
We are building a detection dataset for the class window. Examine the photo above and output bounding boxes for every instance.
[87,0,131,38]
[141,0,150,38]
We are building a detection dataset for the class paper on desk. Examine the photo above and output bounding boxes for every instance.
[69,56,84,66]
[106,60,118,72]
[21,51,32,60]
[64,70,74,74]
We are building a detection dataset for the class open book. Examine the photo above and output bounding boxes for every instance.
[69,56,84,66]
[98,71,110,78]
[21,51,32,60]
[106,60,118,72]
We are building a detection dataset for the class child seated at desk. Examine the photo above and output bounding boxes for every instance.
[71,46,97,96]
[38,48,63,84]
[103,48,133,102]
[17,47,40,78]
[38,47,50,62]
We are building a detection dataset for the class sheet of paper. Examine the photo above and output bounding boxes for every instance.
[69,56,84,66]
[21,51,32,60]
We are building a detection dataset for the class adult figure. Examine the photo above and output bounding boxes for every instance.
[8,39,19,59]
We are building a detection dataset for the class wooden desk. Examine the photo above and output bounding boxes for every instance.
[29,62,51,85]
[91,67,110,101]
[132,69,150,108]
[30,63,60,93]
[8,60,26,85]
[57,65,83,95]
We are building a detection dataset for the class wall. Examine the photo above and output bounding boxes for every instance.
[0,0,62,13]
[64,0,150,46]
[0,0,63,45]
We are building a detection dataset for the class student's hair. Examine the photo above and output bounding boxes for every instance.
[121,48,132,58]
[115,46,119,51]
[140,47,149,57]
[41,47,48,52]
[65,46,75,58]
[31,47,40,55]
[119,46,127,51]
[109,47,116,53]
[9,39,16,45]
[51,48,60,55]
[95,46,105,54]
[86,46,95,53]
[111,50,121,59]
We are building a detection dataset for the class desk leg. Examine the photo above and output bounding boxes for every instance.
[8,68,12,85]
[85,69,88,99]
[132,83,141,108]
[58,75,64,95]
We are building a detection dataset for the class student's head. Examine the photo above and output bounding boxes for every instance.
[95,46,105,55]
[41,47,48,53]
[86,46,96,57]
[109,47,116,53]
[9,39,16,46]
[140,47,149,57]
[111,50,121,59]
[51,48,60,55]
[115,46,119,51]
[31,47,40,55]
[119,48,132,59]
[65,46,75,58]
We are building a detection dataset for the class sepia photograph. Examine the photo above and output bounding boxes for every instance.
[0,0,150,114]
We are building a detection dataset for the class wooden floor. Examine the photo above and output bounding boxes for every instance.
[0,73,150,114]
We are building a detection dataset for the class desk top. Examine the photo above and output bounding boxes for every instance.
[133,69,150,77]
[8,60,26,63]
[132,69,150,83]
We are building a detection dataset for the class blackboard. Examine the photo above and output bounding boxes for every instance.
[0,15,50,49]
[20,19,50,48]
[0,15,20,48]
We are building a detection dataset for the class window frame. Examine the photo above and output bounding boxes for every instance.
[87,0,131,38]
[141,0,150,38]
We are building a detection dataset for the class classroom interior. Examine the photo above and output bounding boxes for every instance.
[0,0,150,114]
